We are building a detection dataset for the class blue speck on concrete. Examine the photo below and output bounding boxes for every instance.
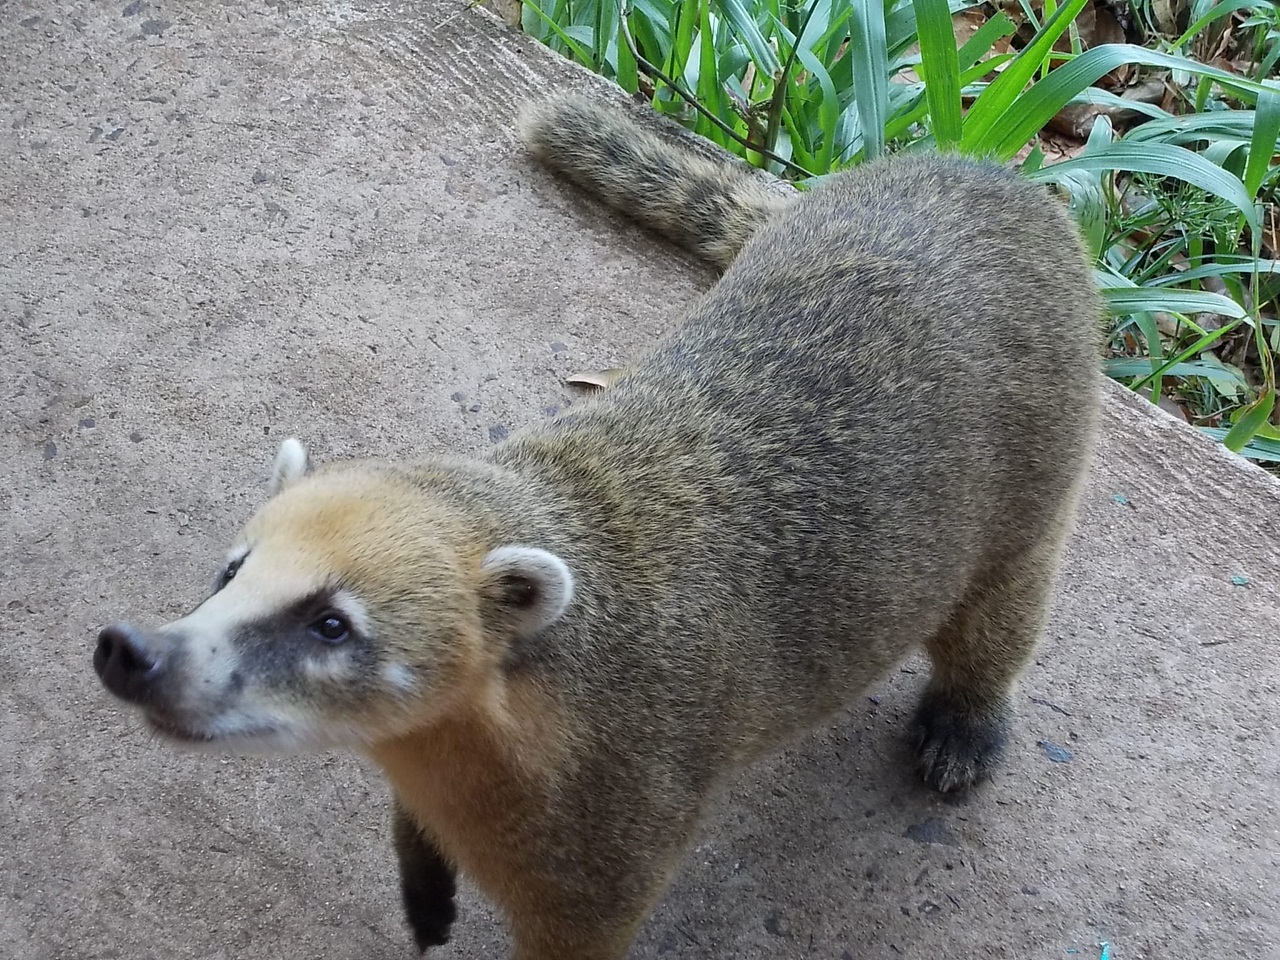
[1111,493,1129,505]
[1100,942,1111,960]
[1231,574,1250,587]
[1037,739,1073,763]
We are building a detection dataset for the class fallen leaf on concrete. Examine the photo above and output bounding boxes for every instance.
[485,0,521,28]
[565,368,624,390]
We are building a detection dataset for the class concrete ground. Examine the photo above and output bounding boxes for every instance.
[2,2,1276,958]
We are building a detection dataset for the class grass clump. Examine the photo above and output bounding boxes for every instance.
[521,0,1280,462]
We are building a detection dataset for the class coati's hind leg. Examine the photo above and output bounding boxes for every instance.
[913,537,1069,793]
[392,800,458,952]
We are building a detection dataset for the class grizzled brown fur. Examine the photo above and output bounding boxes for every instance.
[520,96,790,269]
[94,95,1101,960]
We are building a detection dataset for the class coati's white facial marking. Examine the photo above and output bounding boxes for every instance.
[126,533,400,751]
[301,649,356,684]
[382,662,418,695]
[331,589,371,637]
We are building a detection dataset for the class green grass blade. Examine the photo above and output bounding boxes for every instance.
[1123,110,1256,144]
[716,0,781,74]
[1105,358,1247,384]
[959,0,1089,155]
[793,43,841,170]
[1128,310,1166,397]
[813,0,857,59]
[1172,0,1264,50]
[1244,80,1280,199]
[1200,427,1280,462]
[1156,259,1280,285]
[780,104,818,171]
[648,0,696,112]
[629,0,675,65]
[1027,141,1261,233]
[987,44,1277,160]
[1122,321,1244,393]
[912,0,963,150]
[593,0,612,72]
[1102,286,1249,320]
[615,7,638,91]
[1224,386,1277,453]
[957,11,1015,70]
[522,0,595,63]
[849,0,890,158]
[695,1,728,140]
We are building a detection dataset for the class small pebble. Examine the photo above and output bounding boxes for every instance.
[1037,739,1073,763]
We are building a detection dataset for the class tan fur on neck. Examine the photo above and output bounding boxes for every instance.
[370,672,573,918]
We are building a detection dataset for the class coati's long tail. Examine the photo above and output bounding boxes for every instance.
[519,95,792,270]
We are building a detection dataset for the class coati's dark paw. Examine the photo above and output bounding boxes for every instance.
[912,688,1010,793]
[401,866,458,952]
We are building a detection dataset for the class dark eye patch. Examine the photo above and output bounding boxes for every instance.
[232,588,374,690]
[214,552,248,593]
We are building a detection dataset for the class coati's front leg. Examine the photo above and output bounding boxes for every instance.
[392,799,458,952]
[914,542,1067,792]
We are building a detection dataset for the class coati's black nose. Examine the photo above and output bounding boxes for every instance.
[95,623,162,703]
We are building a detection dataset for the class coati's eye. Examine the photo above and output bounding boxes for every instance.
[309,613,350,644]
[215,555,246,592]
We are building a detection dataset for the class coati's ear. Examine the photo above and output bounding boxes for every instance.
[478,546,575,636]
[268,438,311,496]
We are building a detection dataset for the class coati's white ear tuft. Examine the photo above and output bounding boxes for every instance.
[479,546,575,636]
[269,438,311,495]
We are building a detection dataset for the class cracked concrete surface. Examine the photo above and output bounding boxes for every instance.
[2,2,1276,959]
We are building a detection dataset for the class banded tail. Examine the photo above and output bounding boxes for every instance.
[519,95,791,270]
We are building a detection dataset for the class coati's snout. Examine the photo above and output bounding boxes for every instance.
[95,622,163,705]
[91,568,390,749]
[94,621,231,744]
[93,439,577,752]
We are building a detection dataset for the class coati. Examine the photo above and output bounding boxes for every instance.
[93,94,1101,959]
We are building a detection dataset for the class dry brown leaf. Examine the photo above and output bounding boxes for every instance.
[1078,3,1126,49]
[1045,103,1106,141]
[1121,78,1168,108]
[1014,132,1085,166]
[1151,0,1189,35]
[952,7,988,47]
[1156,394,1192,422]
[565,368,624,390]
[484,0,521,27]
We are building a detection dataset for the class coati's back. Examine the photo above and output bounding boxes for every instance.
[505,98,1101,750]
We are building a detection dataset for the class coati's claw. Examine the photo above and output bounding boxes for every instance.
[913,689,1011,793]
